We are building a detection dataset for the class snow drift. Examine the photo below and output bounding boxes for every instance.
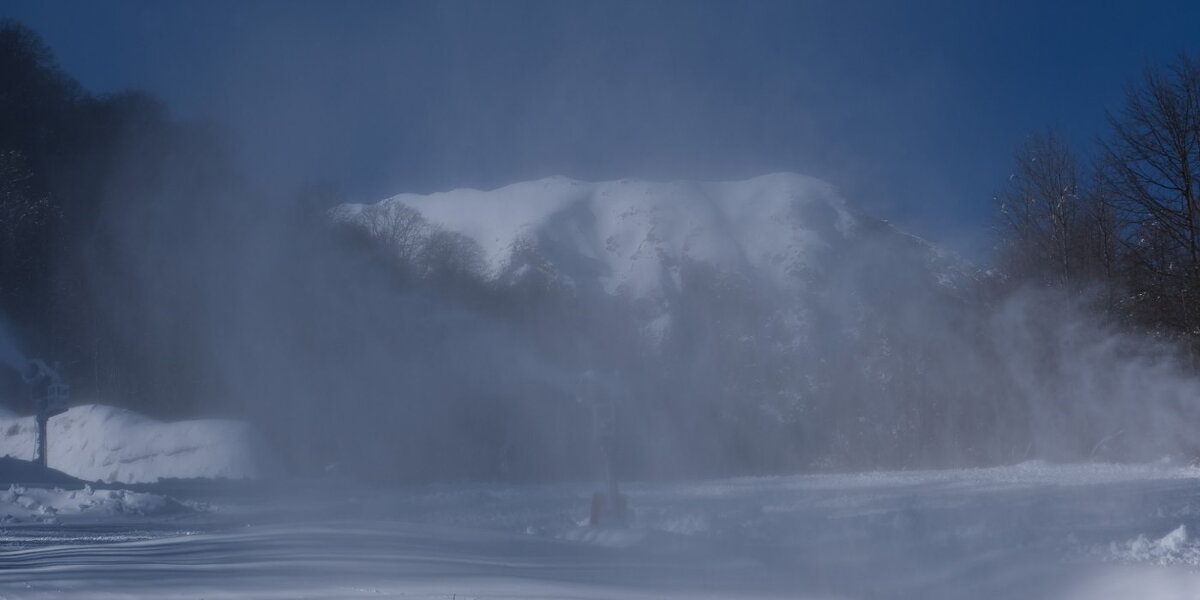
[0,483,196,524]
[0,404,268,483]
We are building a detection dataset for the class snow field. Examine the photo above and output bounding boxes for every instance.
[4,463,1200,598]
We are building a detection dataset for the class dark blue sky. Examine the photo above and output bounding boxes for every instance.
[3,0,1199,258]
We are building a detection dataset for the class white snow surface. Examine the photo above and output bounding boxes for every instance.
[0,404,267,483]
[0,484,196,524]
[340,173,898,298]
[338,174,971,352]
[1103,524,1200,566]
[4,462,1200,599]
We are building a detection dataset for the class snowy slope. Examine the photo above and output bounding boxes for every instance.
[335,172,974,386]
[4,463,1200,599]
[339,173,968,300]
[0,404,269,483]
[328,173,1009,474]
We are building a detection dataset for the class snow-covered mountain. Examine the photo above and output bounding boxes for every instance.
[338,173,972,344]
[328,172,1198,476]
[361,174,861,294]
[351,173,967,287]
[331,174,995,474]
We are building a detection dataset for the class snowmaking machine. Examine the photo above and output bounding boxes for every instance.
[21,359,69,468]
[581,369,628,527]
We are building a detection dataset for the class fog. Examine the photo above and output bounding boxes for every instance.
[3,2,1200,486]
[13,7,1200,600]
[0,319,21,369]
[81,163,1200,482]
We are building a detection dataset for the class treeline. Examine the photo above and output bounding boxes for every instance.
[0,19,166,409]
[992,53,1200,366]
[0,20,302,417]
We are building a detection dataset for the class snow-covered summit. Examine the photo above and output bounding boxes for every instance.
[340,172,967,304]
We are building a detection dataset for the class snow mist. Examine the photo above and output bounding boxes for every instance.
[68,146,1200,484]
[0,317,22,371]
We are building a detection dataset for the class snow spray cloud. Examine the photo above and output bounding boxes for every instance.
[51,3,1200,482]
[84,128,1200,480]
[0,316,23,371]
[0,316,28,410]
[983,289,1200,462]
[321,176,1200,476]
[84,128,595,482]
[769,223,1200,469]
[88,131,1200,481]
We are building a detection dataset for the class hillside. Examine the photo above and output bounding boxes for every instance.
[333,174,1001,475]
[348,174,967,285]
[339,173,972,342]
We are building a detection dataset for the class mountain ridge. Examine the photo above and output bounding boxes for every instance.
[338,172,974,306]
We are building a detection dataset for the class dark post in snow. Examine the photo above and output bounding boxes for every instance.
[22,359,69,469]
[584,369,627,527]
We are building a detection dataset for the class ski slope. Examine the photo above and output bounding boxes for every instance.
[2,462,1200,599]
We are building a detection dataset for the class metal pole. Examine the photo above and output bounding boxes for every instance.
[35,414,48,468]
[23,359,68,470]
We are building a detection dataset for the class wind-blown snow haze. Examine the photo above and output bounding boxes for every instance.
[81,162,1200,481]
[0,318,23,371]
[0,0,1197,488]
[7,4,1200,599]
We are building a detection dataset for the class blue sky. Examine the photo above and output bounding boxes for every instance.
[2,0,1199,258]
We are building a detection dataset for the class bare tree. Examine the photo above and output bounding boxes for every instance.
[1100,52,1200,349]
[1082,181,1124,309]
[419,228,486,283]
[360,202,430,272]
[995,131,1087,288]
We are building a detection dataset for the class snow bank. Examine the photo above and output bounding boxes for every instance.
[0,484,196,524]
[0,404,268,483]
[1061,566,1200,600]
[1102,525,1200,566]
